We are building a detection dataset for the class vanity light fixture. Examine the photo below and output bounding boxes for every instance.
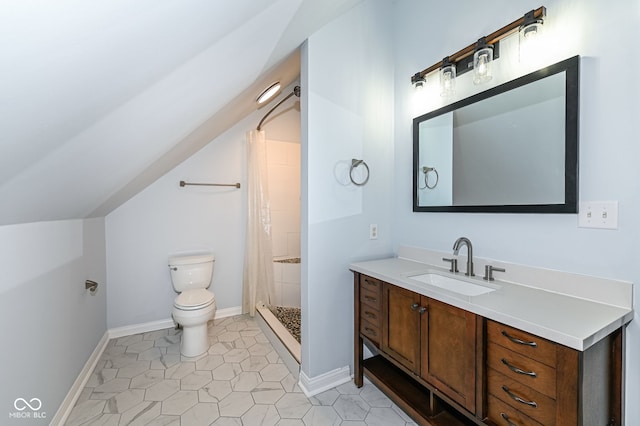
[439,57,456,97]
[473,37,493,85]
[410,6,545,89]
[412,72,426,90]
[256,81,281,104]
[519,10,544,60]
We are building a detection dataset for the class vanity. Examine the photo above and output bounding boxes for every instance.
[351,246,633,426]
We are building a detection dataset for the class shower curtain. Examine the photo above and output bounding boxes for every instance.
[242,129,275,317]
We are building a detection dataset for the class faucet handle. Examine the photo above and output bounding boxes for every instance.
[442,257,459,273]
[483,265,506,281]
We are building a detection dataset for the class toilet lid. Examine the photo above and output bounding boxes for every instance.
[174,289,215,310]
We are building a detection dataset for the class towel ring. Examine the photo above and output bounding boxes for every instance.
[349,159,369,186]
[420,166,439,190]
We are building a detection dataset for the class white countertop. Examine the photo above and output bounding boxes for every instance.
[350,250,634,351]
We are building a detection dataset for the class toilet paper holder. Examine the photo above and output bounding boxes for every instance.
[85,280,98,294]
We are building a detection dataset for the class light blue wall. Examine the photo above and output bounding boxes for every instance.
[104,84,300,329]
[301,0,395,378]
[392,0,640,422]
[0,218,107,424]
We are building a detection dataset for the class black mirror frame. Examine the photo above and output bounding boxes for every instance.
[412,55,579,213]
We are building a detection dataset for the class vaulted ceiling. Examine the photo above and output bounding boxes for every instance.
[0,0,362,225]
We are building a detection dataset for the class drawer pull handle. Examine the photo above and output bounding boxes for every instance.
[500,412,517,426]
[501,358,537,377]
[364,296,377,303]
[501,330,537,347]
[364,327,376,336]
[364,311,376,319]
[501,385,538,408]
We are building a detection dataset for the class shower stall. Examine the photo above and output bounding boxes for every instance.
[246,84,302,367]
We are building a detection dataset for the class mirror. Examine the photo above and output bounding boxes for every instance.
[413,56,579,213]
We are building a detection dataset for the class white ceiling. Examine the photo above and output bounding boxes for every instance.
[0,0,362,225]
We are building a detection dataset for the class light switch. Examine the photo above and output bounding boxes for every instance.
[578,201,618,229]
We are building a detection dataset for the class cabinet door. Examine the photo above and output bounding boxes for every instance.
[421,298,477,413]
[381,283,421,373]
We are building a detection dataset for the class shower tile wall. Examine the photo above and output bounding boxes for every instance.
[266,139,300,308]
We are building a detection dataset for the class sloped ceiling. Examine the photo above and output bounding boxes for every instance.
[0,0,362,225]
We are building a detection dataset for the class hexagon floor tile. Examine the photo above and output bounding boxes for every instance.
[65,314,418,425]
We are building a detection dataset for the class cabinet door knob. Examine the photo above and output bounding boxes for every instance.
[410,303,419,311]
[418,306,427,314]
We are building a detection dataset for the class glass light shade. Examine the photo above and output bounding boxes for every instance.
[519,21,543,61]
[257,82,281,104]
[413,76,426,91]
[473,47,493,85]
[439,65,456,97]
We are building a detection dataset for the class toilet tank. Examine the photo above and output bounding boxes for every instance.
[168,254,214,292]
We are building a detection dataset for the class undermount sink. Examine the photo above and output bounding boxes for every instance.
[408,273,497,296]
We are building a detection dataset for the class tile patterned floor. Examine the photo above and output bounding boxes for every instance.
[66,314,418,425]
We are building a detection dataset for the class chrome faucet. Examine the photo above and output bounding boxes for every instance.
[453,237,474,277]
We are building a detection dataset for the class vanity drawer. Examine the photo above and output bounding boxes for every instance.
[360,318,381,344]
[487,320,556,367]
[487,368,556,426]
[361,305,381,324]
[360,287,382,310]
[487,394,545,426]
[487,342,556,398]
[360,275,382,293]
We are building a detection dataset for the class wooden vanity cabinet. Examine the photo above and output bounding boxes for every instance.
[484,320,622,426]
[354,274,383,389]
[359,275,383,345]
[381,283,421,372]
[381,283,478,412]
[422,296,478,413]
[354,272,624,426]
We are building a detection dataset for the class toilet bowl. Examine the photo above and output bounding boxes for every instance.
[168,254,216,357]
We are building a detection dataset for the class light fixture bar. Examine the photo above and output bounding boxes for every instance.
[410,6,546,85]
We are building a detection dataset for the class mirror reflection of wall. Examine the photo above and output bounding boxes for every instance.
[418,112,453,206]
[452,72,565,206]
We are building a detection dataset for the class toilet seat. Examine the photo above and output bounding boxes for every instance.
[174,289,215,311]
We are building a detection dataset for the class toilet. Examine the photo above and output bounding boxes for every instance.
[168,254,216,357]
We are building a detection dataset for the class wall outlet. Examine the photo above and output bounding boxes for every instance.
[578,201,618,229]
[369,224,378,240]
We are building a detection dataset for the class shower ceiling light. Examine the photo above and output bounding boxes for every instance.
[257,82,281,104]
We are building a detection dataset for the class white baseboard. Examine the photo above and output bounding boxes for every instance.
[107,306,243,339]
[215,306,243,319]
[51,331,110,425]
[108,318,176,339]
[54,306,243,424]
[298,366,352,397]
